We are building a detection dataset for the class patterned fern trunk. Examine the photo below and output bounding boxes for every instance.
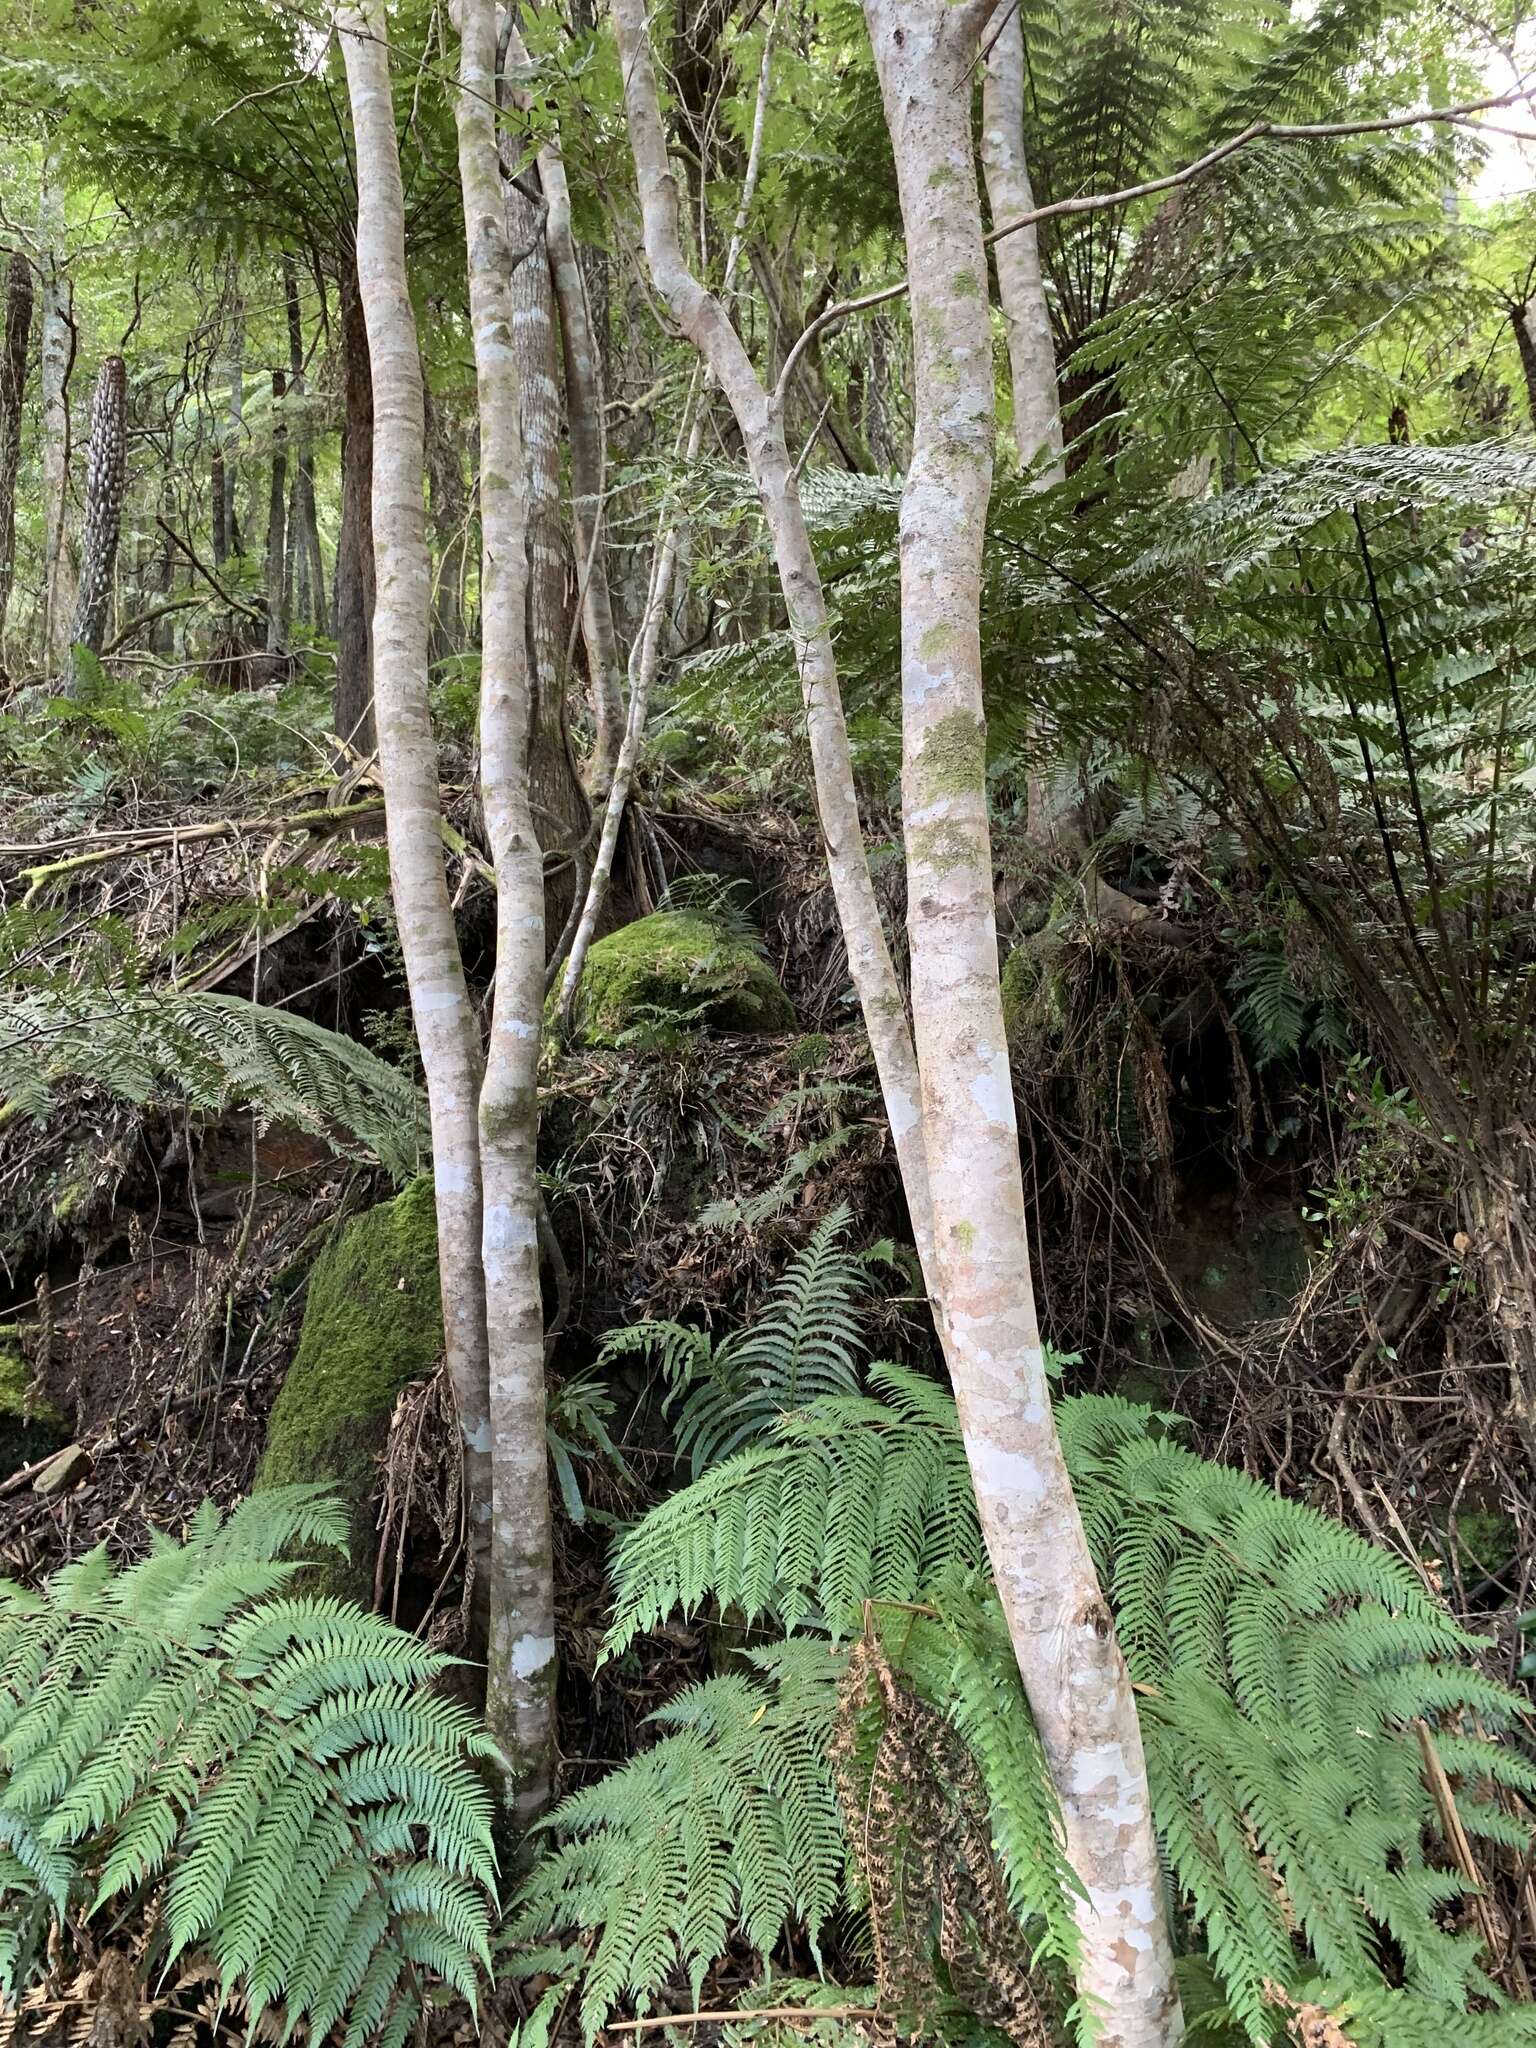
[68,353,127,682]
[0,250,34,659]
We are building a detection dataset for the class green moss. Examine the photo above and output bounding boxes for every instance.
[256,1177,443,1595]
[917,710,986,800]
[563,911,795,1049]
[1448,1508,1515,1578]
[0,1330,68,1479]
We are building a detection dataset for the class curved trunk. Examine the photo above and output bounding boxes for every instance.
[861,5,1182,2041]
[454,0,557,1821]
[337,0,493,1637]
[609,0,939,1286]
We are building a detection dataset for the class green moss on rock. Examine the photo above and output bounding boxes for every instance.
[256,1176,443,1594]
[0,1331,68,1479]
[565,911,794,1048]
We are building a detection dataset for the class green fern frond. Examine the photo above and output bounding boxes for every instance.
[0,989,425,1179]
[0,1488,496,2041]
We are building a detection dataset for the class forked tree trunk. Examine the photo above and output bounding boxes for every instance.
[338,0,495,1641]
[609,0,940,1281]
[0,251,35,664]
[860,6,1182,2042]
[40,177,75,678]
[67,353,127,689]
[454,0,557,1819]
[980,6,1064,482]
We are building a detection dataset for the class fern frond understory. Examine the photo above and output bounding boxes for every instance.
[0,1488,498,2047]
[520,1364,1536,2045]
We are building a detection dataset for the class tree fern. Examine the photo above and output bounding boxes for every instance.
[0,1488,498,2045]
[591,1368,1536,2041]
[0,988,425,1179]
[512,1642,847,2040]
[596,1206,871,1475]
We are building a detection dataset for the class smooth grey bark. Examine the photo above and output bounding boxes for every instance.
[455,0,557,1821]
[608,0,941,1285]
[860,5,1182,2041]
[338,0,495,1643]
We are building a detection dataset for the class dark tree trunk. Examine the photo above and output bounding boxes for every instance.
[502,151,590,938]
[211,445,227,563]
[67,353,127,688]
[0,250,35,666]
[265,368,288,652]
[283,256,325,635]
[423,378,466,666]
[335,248,376,754]
[1513,300,1536,429]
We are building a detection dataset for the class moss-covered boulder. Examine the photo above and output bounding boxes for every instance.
[565,911,795,1048]
[0,1331,69,1479]
[256,1176,442,1594]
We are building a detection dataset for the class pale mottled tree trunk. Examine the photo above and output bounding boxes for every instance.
[609,0,939,1279]
[861,6,1182,2041]
[338,0,494,1641]
[454,0,557,1821]
[0,251,34,663]
[980,5,1063,482]
[39,176,75,678]
[68,354,127,688]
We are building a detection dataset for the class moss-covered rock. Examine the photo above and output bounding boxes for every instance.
[256,1176,443,1595]
[564,911,795,1048]
[0,1331,69,1479]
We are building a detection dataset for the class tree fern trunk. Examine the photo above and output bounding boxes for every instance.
[860,5,1182,2041]
[0,250,34,669]
[455,0,558,1822]
[338,0,495,1655]
[67,353,127,690]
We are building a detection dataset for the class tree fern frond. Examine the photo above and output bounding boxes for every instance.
[0,1489,495,2041]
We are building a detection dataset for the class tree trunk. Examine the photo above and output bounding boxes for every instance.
[265,368,287,652]
[67,354,127,689]
[211,446,227,564]
[284,254,326,633]
[609,0,940,1284]
[980,6,1064,481]
[1512,299,1536,430]
[539,128,625,795]
[223,287,244,556]
[454,0,557,1821]
[40,177,75,679]
[0,250,35,666]
[860,8,1182,2042]
[338,0,494,1644]
[424,381,467,666]
[501,134,589,919]
[335,246,377,754]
